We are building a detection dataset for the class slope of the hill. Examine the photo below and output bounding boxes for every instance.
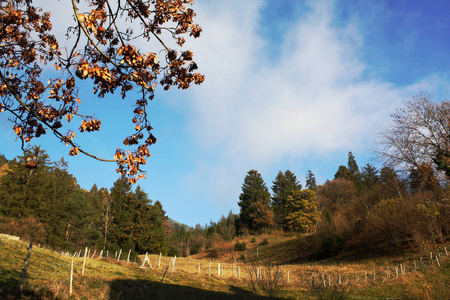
[1,235,449,299]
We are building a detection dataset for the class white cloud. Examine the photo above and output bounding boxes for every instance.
[177,0,450,209]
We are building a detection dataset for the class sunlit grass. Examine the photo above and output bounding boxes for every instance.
[1,236,448,299]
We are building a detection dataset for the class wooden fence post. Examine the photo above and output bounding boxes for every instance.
[158,253,162,268]
[127,249,131,263]
[70,258,74,296]
[117,249,122,262]
[218,263,220,276]
[20,242,33,291]
[435,256,441,267]
[82,247,87,276]
[172,255,176,273]
[209,260,211,276]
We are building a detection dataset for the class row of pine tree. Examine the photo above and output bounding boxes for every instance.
[0,147,168,256]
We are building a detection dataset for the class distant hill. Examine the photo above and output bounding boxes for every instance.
[167,217,191,230]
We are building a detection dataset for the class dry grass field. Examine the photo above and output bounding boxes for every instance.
[1,235,449,299]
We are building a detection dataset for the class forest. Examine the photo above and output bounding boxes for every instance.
[1,95,449,261]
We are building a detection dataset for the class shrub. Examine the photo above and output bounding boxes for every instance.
[167,247,178,257]
[207,248,220,258]
[302,276,351,300]
[259,238,269,246]
[234,241,246,251]
[245,263,286,297]
[320,234,344,258]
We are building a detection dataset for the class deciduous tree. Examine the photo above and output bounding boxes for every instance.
[0,0,204,182]
[378,94,450,180]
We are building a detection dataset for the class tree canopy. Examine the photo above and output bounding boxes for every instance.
[379,94,450,180]
[0,0,204,183]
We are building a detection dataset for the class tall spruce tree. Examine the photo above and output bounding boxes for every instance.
[109,179,168,253]
[305,170,318,191]
[347,152,360,178]
[271,170,302,229]
[132,186,168,254]
[238,170,272,231]
[361,163,379,190]
[109,176,135,251]
[148,200,169,254]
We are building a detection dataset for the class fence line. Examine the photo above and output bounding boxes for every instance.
[54,242,449,286]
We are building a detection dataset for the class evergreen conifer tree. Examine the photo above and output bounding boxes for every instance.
[347,152,360,178]
[334,165,353,181]
[361,163,379,190]
[238,170,272,231]
[271,170,301,229]
[285,189,320,233]
[305,170,318,191]
[109,176,135,250]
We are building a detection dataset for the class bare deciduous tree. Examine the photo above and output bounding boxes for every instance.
[378,94,450,180]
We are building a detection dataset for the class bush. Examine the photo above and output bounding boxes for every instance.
[234,241,246,251]
[245,263,286,297]
[167,247,178,257]
[259,238,269,246]
[207,248,220,258]
[302,276,351,300]
[320,234,344,258]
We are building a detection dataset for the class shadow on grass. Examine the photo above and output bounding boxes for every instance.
[109,279,284,300]
[0,268,55,300]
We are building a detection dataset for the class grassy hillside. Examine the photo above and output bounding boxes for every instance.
[1,235,449,299]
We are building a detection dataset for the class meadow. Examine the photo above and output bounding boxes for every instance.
[1,234,449,299]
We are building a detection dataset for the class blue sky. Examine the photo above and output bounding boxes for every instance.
[2,0,450,227]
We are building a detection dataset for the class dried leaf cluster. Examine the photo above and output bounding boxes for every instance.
[0,0,204,182]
